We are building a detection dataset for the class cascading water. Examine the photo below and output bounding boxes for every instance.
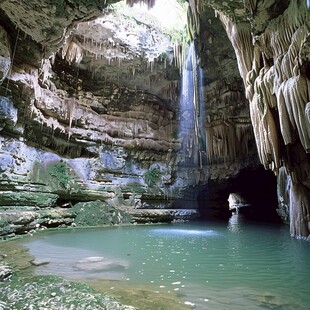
[179,42,206,167]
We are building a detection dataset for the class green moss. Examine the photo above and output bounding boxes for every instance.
[46,161,70,188]
[123,182,145,194]
[164,25,189,47]
[28,160,81,195]
[48,0,64,16]
[171,130,179,139]
[143,167,162,187]
[0,274,134,309]
[72,200,132,226]
[0,215,6,227]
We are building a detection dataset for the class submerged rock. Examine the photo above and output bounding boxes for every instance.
[246,291,293,309]
[74,256,129,272]
[30,259,49,267]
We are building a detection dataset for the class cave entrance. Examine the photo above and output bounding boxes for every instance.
[197,166,282,223]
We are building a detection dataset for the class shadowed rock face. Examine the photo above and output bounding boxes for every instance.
[0,0,308,239]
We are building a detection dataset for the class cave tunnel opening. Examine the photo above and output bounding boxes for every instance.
[197,165,282,223]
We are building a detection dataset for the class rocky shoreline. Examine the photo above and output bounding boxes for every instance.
[0,273,136,310]
[0,223,190,310]
[0,198,199,240]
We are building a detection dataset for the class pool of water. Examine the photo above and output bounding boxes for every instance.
[22,215,310,309]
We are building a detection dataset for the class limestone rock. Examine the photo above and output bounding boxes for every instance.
[197,0,310,238]
[0,191,58,207]
[0,26,11,84]
[0,0,106,55]
[72,200,133,226]
[0,97,17,131]
[129,208,199,223]
[0,208,76,237]
[74,256,129,272]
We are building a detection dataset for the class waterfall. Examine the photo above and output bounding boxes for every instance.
[179,42,205,167]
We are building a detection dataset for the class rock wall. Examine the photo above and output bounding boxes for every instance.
[0,1,193,237]
[191,0,310,239]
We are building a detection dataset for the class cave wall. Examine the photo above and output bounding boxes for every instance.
[0,0,189,236]
[0,1,178,236]
[1,0,305,238]
[189,0,310,239]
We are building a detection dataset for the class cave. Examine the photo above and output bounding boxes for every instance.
[0,0,310,308]
[197,165,281,221]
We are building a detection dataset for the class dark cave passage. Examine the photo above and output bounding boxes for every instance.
[197,165,282,223]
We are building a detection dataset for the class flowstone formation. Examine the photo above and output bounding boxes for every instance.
[187,0,310,239]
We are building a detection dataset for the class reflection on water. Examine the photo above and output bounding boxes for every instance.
[150,228,220,237]
[227,213,243,233]
[22,217,310,309]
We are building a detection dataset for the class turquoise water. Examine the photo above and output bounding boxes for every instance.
[23,215,310,309]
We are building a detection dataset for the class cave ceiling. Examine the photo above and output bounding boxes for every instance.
[0,0,185,106]
[0,0,288,167]
[0,0,292,102]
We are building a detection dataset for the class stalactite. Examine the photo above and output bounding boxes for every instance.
[188,0,201,38]
[237,123,253,156]
[62,41,84,64]
[244,0,257,16]
[67,98,76,131]
[267,0,306,58]
[219,14,254,87]
[276,167,290,223]
[126,0,156,9]
[278,75,310,152]
[173,41,185,72]
[262,66,277,109]
[289,181,310,240]
[39,59,52,86]
[3,28,19,94]
[306,102,310,124]
[250,97,264,165]
[250,71,281,174]
[205,120,252,164]
[219,0,309,182]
